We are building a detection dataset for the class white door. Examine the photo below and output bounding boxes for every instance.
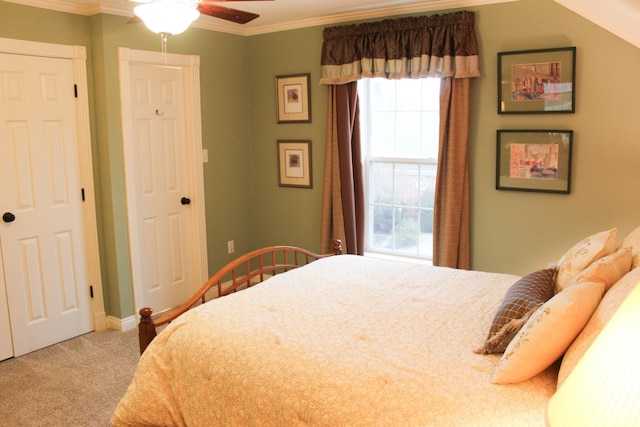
[123,58,207,316]
[0,54,93,357]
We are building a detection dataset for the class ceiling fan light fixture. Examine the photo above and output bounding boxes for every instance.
[134,1,200,36]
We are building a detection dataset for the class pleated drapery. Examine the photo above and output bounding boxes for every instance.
[320,11,480,84]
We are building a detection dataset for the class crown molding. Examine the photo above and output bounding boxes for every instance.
[242,0,518,36]
[3,0,105,15]
[4,0,518,36]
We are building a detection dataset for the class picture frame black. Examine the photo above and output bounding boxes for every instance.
[498,47,576,114]
[496,129,573,194]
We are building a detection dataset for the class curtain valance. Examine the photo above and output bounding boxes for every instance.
[320,11,480,85]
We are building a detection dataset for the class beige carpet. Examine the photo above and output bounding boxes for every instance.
[0,329,140,426]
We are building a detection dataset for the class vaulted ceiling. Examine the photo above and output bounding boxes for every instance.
[555,0,640,49]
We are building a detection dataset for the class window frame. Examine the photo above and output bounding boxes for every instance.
[358,78,440,262]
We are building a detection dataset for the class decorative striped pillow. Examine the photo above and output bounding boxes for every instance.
[475,267,557,354]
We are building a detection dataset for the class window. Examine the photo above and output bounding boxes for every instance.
[358,78,440,260]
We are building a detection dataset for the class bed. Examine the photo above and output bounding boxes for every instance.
[112,227,640,426]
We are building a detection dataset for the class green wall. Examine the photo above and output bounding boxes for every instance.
[247,27,327,251]
[2,0,640,321]
[468,0,640,274]
[248,0,640,275]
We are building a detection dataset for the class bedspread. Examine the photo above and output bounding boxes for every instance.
[112,255,557,426]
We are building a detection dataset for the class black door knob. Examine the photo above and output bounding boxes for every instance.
[2,212,16,223]
[181,197,191,205]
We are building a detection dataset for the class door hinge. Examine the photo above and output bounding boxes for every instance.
[74,84,78,98]
[81,188,85,201]
[89,285,94,298]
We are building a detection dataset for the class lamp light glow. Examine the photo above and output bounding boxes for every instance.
[546,280,640,426]
[134,1,200,36]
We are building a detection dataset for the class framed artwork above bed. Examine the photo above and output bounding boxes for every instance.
[496,129,573,194]
[498,47,576,114]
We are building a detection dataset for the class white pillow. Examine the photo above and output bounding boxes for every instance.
[492,281,605,385]
[555,228,617,292]
[567,247,632,292]
[619,226,640,270]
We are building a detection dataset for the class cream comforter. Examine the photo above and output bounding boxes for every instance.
[112,255,557,426]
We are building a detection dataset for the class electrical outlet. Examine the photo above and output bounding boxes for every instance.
[227,240,235,254]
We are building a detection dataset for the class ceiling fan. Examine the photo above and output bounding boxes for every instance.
[126,0,274,26]
[127,0,273,59]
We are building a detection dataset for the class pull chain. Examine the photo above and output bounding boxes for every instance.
[160,32,169,65]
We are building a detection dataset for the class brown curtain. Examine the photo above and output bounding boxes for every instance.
[320,82,364,255]
[319,11,479,266]
[434,77,470,269]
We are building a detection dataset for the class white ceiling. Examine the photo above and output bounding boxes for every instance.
[3,0,518,35]
[3,0,640,48]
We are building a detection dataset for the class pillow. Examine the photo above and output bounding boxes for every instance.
[557,266,640,386]
[555,228,618,292]
[619,226,640,270]
[474,268,556,354]
[491,280,606,385]
[567,247,632,292]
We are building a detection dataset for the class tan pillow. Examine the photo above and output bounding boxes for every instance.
[491,281,606,385]
[557,266,640,386]
[619,226,640,270]
[555,228,618,292]
[475,268,556,354]
[568,247,632,292]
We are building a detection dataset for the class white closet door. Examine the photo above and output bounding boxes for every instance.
[0,53,92,357]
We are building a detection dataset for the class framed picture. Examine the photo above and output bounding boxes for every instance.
[277,140,312,188]
[496,130,573,194]
[275,73,311,123]
[498,47,576,114]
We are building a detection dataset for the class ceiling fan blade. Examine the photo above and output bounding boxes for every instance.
[197,4,260,24]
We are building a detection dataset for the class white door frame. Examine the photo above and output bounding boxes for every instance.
[0,37,106,332]
[118,48,208,320]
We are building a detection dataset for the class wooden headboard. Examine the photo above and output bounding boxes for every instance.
[138,240,343,354]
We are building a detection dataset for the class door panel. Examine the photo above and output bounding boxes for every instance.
[0,53,92,357]
[0,245,13,361]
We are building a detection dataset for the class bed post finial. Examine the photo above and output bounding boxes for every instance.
[139,307,157,354]
[333,239,343,255]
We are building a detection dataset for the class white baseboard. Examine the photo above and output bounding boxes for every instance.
[105,315,137,332]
